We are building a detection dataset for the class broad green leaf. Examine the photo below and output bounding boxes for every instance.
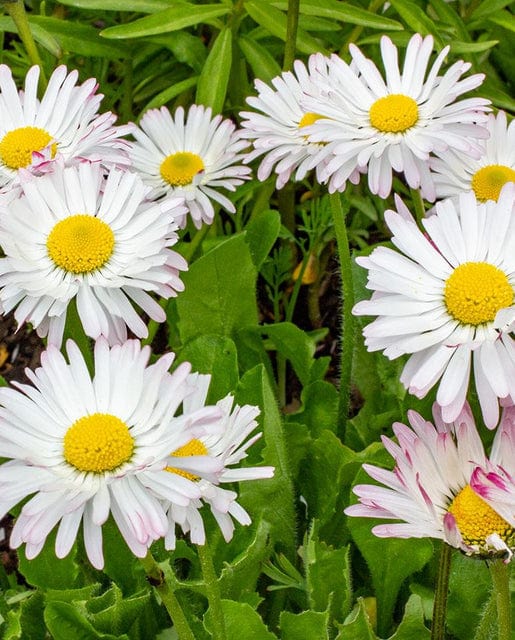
[273,0,403,30]
[388,0,444,46]
[86,585,151,636]
[335,599,377,640]
[46,585,101,604]
[141,77,198,113]
[236,366,296,556]
[304,523,352,622]
[150,31,207,72]
[101,519,147,595]
[245,1,328,55]
[258,321,316,386]
[388,595,430,639]
[175,234,258,344]
[18,532,78,591]
[346,467,434,636]
[28,16,127,58]
[245,209,282,270]
[19,592,46,640]
[44,601,126,640]
[239,36,282,85]
[58,0,170,10]
[196,27,232,113]
[290,380,339,437]
[176,334,239,403]
[100,4,229,39]
[280,609,330,640]
[3,609,22,640]
[205,600,278,638]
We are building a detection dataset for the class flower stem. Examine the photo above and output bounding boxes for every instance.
[431,542,452,640]
[489,559,512,640]
[329,191,353,441]
[139,551,196,640]
[283,0,300,71]
[410,187,426,225]
[3,0,47,88]
[197,542,227,640]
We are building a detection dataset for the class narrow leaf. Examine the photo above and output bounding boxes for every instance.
[239,36,282,85]
[196,27,232,113]
[388,0,444,45]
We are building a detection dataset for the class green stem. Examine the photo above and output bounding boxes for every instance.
[410,187,426,225]
[283,0,300,71]
[489,559,512,640]
[431,543,452,640]
[3,0,47,88]
[329,191,353,441]
[197,542,227,640]
[139,551,196,640]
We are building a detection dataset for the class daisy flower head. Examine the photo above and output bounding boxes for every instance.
[353,183,515,429]
[431,110,515,203]
[0,338,225,569]
[147,373,274,549]
[345,403,515,561]
[0,65,132,191]
[129,104,250,229]
[303,33,490,199]
[239,53,343,190]
[0,162,188,347]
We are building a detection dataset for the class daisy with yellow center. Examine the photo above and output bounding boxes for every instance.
[0,64,132,191]
[300,33,490,199]
[353,184,515,428]
[345,403,515,561]
[432,111,515,203]
[239,54,343,190]
[130,104,250,229]
[0,338,229,569]
[0,162,187,348]
[143,373,274,549]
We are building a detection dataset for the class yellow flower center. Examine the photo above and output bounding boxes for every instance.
[160,151,205,186]
[298,112,324,128]
[63,413,134,473]
[471,164,515,202]
[448,484,514,549]
[165,438,208,481]
[46,215,115,274]
[369,94,419,133]
[444,262,513,326]
[0,126,57,169]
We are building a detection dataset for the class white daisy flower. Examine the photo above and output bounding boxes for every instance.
[353,183,515,429]
[345,404,515,561]
[239,54,348,189]
[0,338,224,569]
[303,33,490,199]
[129,104,250,229]
[145,373,274,548]
[431,110,515,203]
[0,162,188,347]
[0,65,132,191]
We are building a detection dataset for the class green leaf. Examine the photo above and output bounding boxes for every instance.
[450,40,499,53]
[176,234,258,344]
[100,4,229,39]
[280,609,330,640]
[387,0,444,45]
[304,523,352,622]
[469,0,514,19]
[486,11,515,31]
[290,380,339,437]
[428,0,470,40]
[58,0,169,10]
[258,322,316,386]
[245,209,282,270]
[236,366,296,557]
[0,17,61,58]
[101,519,147,595]
[19,592,46,640]
[346,467,434,636]
[196,27,232,113]
[274,0,403,30]
[176,334,239,403]
[44,601,126,640]
[141,77,199,113]
[18,531,79,591]
[86,584,151,636]
[245,1,328,55]
[205,600,278,638]
[335,598,377,640]
[29,16,128,58]
[239,36,282,85]
[388,595,430,639]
